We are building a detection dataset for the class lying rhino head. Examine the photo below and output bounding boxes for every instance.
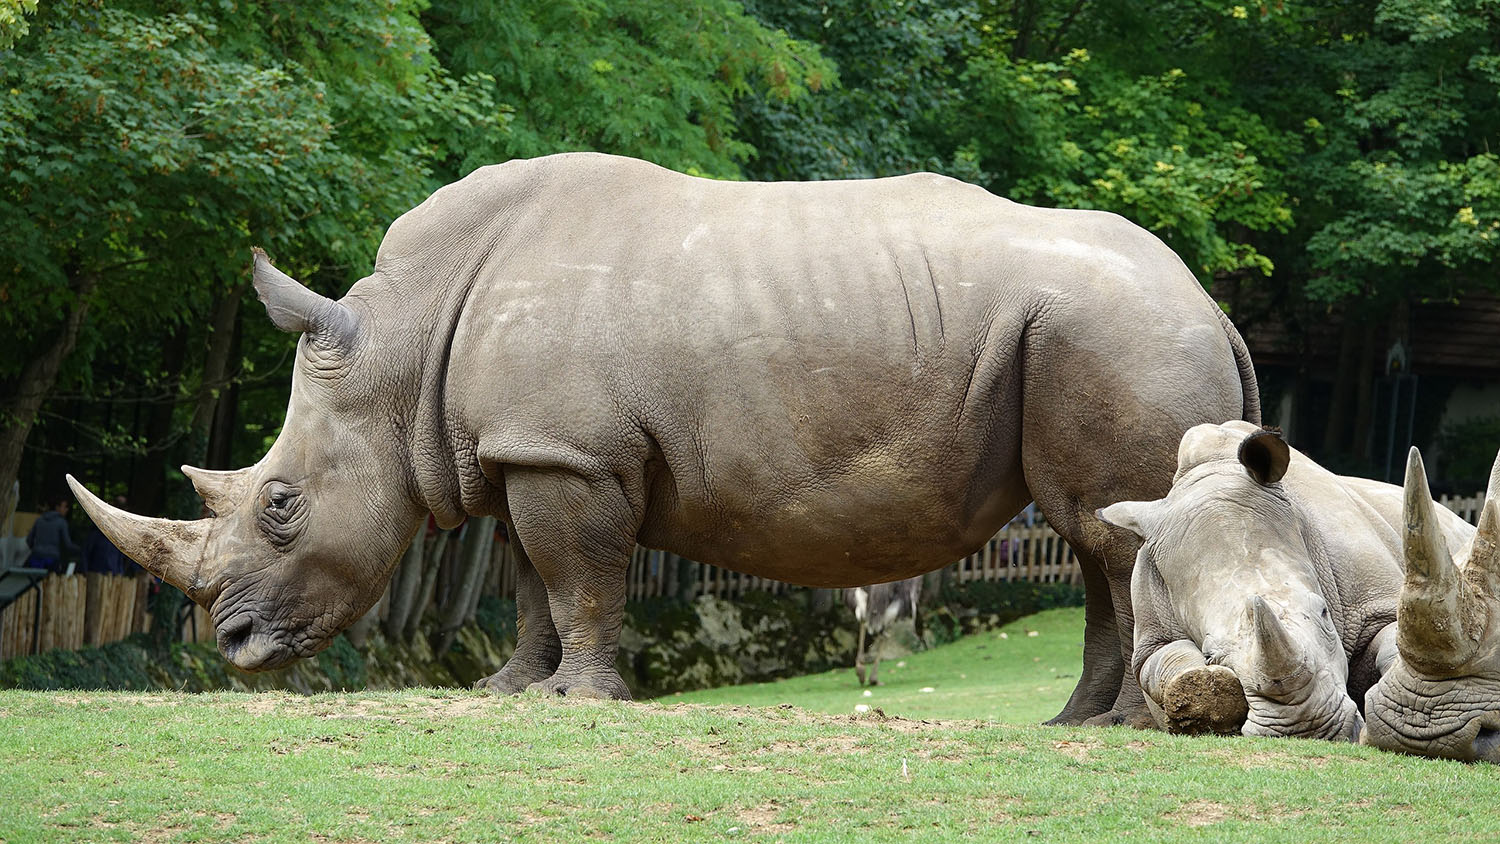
[1362,448,1500,761]
[1102,422,1363,741]
[68,251,424,670]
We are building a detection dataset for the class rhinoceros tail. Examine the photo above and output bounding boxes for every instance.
[1215,305,1261,425]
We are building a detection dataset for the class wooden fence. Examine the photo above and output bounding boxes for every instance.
[3,491,1488,660]
[1440,493,1486,524]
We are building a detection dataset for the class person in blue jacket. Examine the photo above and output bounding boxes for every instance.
[25,496,79,573]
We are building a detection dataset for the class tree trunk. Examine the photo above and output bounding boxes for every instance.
[130,329,189,517]
[187,288,242,466]
[1350,321,1379,461]
[404,527,453,643]
[384,523,427,639]
[435,516,496,653]
[0,273,99,511]
[204,308,243,470]
[1321,316,1358,454]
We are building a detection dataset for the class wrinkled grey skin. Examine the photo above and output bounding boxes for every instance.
[1362,449,1500,762]
[69,153,1257,722]
[1100,421,1473,741]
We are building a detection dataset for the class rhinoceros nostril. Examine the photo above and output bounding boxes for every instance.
[217,615,253,657]
[1475,726,1500,760]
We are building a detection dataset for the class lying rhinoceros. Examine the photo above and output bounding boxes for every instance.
[68,152,1257,724]
[1361,449,1500,761]
[1100,421,1474,740]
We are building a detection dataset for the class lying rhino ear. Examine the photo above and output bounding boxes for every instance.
[1238,429,1290,486]
[252,248,358,350]
[1097,500,1157,539]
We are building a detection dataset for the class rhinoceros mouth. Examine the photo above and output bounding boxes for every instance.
[1242,686,1363,742]
[215,612,297,672]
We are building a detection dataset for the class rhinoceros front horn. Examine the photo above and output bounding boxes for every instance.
[252,248,357,349]
[1249,595,1307,687]
[66,475,209,597]
[1397,447,1481,671]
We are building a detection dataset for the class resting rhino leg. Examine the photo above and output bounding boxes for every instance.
[504,467,635,701]
[474,540,562,695]
[1138,639,1248,735]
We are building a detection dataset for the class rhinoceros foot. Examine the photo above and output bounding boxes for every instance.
[1161,665,1248,735]
[475,665,545,696]
[1081,704,1157,730]
[527,669,632,701]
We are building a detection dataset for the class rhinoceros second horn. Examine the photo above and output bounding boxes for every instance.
[181,464,252,517]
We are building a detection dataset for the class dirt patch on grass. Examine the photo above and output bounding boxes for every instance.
[734,802,797,834]
[1166,799,1233,827]
[1051,739,1097,761]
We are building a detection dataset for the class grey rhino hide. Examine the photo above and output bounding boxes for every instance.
[1362,448,1500,762]
[72,153,1256,721]
[1101,421,1473,741]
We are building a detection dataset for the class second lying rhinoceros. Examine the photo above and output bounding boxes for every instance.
[1099,421,1476,741]
[1361,449,1500,761]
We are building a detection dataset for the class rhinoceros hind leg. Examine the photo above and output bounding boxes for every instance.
[1038,535,1130,726]
[1161,665,1248,735]
[504,465,636,703]
[476,541,561,695]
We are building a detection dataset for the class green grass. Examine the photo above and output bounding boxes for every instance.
[4,608,1500,843]
[671,606,1087,723]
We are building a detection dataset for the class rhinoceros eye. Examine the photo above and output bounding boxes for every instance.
[258,482,306,548]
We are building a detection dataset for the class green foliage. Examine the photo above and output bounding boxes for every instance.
[736,0,979,180]
[0,0,34,49]
[1436,414,1500,490]
[425,0,834,178]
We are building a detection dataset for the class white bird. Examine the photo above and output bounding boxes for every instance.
[844,576,923,686]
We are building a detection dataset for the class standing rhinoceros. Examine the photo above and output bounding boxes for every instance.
[68,152,1257,724]
[1099,421,1474,740]
[1362,449,1500,761]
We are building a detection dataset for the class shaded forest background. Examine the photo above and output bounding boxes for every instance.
[6,0,1500,523]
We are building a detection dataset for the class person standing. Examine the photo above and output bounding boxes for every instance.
[25,496,79,573]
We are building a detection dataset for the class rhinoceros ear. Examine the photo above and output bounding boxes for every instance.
[1097,500,1157,540]
[251,248,358,350]
[1237,429,1290,486]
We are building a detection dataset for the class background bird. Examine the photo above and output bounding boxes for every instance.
[844,575,923,686]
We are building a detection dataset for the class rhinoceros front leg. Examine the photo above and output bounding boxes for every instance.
[504,467,635,701]
[1138,639,1248,735]
[475,540,561,694]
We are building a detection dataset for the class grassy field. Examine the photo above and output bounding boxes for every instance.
[671,605,1086,723]
[5,608,1500,843]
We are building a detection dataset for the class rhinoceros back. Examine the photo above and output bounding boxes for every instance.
[368,153,1249,585]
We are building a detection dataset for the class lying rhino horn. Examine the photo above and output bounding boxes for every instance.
[1469,448,1500,593]
[1465,499,1500,597]
[1250,596,1307,685]
[1398,447,1479,670]
[252,248,357,348]
[67,475,209,596]
[181,465,252,517]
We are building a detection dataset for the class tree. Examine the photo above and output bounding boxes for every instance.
[0,0,499,512]
[424,0,834,179]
